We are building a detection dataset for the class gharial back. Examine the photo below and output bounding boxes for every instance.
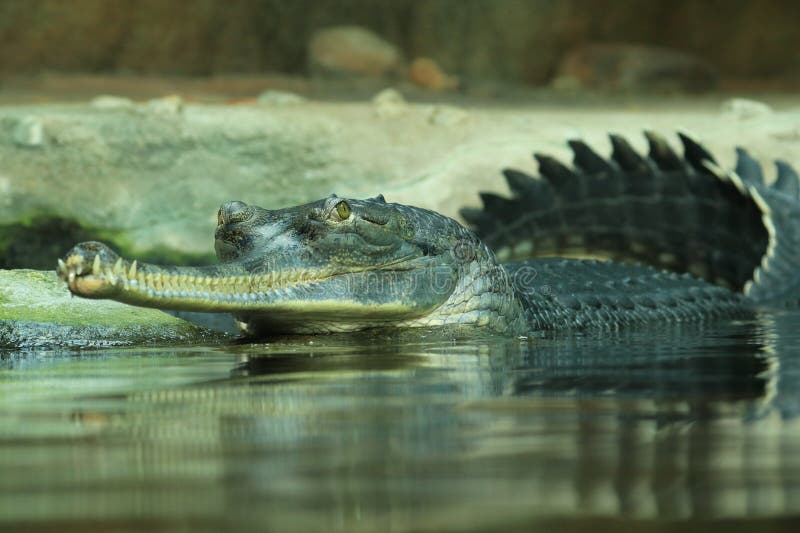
[504,258,748,331]
[461,132,800,309]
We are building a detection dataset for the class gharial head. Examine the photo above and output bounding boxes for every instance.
[58,194,515,335]
[213,194,474,333]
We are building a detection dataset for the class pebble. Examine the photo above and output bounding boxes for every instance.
[256,90,307,105]
[90,95,135,110]
[372,88,407,117]
[408,57,458,91]
[145,95,184,115]
[12,116,45,148]
[428,105,470,127]
[308,26,401,77]
[721,98,773,120]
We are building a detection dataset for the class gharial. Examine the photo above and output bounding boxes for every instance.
[57,132,800,336]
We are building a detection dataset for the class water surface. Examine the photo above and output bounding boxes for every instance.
[2,313,800,531]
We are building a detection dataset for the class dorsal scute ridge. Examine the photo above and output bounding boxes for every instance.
[774,160,800,198]
[735,147,765,185]
[678,131,717,173]
[703,160,776,299]
[502,168,537,198]
[479,192,510,212]
[609,133,648,172]
[748,185,777,263]
[534,152,578,186]
[644,130,684,171]
[702,160,750,196]
[567,139,613,174]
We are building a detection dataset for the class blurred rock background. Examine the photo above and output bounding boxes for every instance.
[0,0,798,89]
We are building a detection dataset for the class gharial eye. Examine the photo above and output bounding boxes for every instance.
[335,200,351,220]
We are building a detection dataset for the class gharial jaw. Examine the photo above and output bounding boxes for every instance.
[57,240,463,334]
[58,241,261,310]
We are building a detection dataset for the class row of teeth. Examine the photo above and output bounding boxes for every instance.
[130,287,276,303]
[58,255,308,303]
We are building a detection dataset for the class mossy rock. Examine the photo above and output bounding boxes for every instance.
[0,269,227,349]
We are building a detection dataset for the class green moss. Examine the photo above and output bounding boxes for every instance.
[0,215,102,270]
[0,216,215,270]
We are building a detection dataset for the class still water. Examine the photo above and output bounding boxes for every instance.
[2,313,800,531]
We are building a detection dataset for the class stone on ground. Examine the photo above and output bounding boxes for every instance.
[309,26,402,77]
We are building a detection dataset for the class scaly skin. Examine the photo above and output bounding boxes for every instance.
[59,196,526,335]
[58,134,800,336]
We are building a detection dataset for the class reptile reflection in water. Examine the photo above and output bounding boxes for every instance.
[207,319,783,522]
[234,321,777,409]
[4,314,795,527]
[58,133,800,336]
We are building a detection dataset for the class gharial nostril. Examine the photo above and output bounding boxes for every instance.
[218,200,251,225]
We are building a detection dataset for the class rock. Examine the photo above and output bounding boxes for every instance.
[145,95,184,114]
[309,26,401,77]
[12,116,45,148]
[256,90,307,105]
[408,57,458,91]
[553,44,718,92]
[0,269,225,349]
[90,95,135,109]
[372,88,407,118]
[428,105,470,127]
[721,98,773,120]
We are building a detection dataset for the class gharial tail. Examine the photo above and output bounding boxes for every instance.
[461,132,800,307]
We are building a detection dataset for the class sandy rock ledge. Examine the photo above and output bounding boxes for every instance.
[0,269,225,349]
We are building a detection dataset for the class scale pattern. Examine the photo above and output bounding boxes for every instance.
[462,132,800,311]
[504,258,747,331]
